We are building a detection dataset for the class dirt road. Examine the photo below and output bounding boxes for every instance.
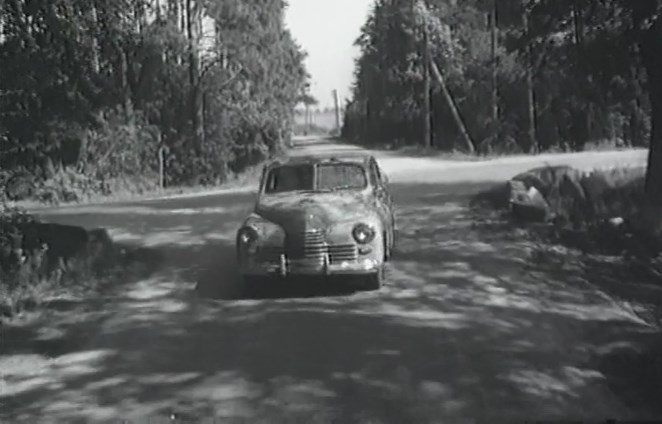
[1,138,659,423]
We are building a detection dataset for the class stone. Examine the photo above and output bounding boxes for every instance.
[508,180,551,223]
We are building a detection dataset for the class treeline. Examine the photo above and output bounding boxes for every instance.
[0,0,308,199]
[343,0,660,157]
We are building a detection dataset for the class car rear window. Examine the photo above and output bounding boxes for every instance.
[316,164,367,190]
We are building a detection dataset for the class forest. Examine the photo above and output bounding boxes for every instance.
[0,0,309,202]
[343,0,661,201]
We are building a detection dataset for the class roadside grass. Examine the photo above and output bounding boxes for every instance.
[391,145,487,161]
[9,160,265,211]
[383,138,638,160]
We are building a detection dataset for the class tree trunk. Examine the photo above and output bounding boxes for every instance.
[429,59,476,153]
[90,4,100,73]
[522,6,538,153]
[186,0,203,153]
[333,89,341,134]
[119,47,133,118]
[423,18,432,148]
[490,0,499,130]
[181,0,187,33]
[641,17,662,205]
[571,0,591,152]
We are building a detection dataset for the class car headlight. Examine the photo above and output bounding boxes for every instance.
[237,226,259,246]
[352,223,376,244]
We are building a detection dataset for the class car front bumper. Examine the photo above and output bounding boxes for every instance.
[240,255,382,278]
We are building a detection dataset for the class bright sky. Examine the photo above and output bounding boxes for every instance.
[285,0,374,109]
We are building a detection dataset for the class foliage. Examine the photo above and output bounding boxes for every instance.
[0,0,308,202]
[344,0,654,153]
[33,168,109,205]
[0,198,122,317]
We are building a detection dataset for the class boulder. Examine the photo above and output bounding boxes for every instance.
[512,165,581,198]
[17,222,112,272]
[508,180,551,223]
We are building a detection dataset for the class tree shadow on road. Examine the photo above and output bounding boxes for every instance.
[2,182,661,423]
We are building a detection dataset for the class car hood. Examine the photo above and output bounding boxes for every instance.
[254,191,376,231]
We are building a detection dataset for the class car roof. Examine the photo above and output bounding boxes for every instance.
[266,152,373,168]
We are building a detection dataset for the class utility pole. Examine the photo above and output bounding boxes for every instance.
[305,103,310,135]
[423,11,432,148]
[429,60,476,154]
[332,89,341,134]
[417,0,474,153]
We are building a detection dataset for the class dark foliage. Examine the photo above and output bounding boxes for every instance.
[0,0,309,199]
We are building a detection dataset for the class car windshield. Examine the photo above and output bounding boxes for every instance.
[264,163,367,194]
[316,163,367,190]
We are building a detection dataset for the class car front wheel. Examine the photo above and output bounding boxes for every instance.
[364,266,385,291]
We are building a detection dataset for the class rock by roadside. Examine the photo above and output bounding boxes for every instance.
[1,210,118,318]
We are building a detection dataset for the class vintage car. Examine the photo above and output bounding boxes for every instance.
[236,153,396,290]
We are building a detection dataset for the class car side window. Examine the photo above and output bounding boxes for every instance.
[369,159,383,188]
[367,160,379,187]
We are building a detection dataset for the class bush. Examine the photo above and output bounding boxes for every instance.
[546,166,647,228]
[33,168,109,205]
[0,203,36,274]
[2,168,37,201]
[81,107,160,180]
[0,200,117,317]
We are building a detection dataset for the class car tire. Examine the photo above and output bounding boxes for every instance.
[364,265,385,291]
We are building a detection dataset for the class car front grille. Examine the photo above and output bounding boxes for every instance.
[256,230,358,264]
[285,229,325,260]
[327,244,358,264]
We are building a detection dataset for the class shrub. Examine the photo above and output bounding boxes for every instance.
[81,107,160,181]
[547,166,647,228]
[0,199,118,317]
[1,167,37,201]
[33,168,109,205]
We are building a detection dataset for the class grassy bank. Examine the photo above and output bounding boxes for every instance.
[0,202,153,321]
[5,157,271,211]
[384,138,640,160]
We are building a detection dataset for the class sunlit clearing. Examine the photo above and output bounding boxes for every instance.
[377,304,469,330]
[260,377,337,413]
[183,371,265,403]
[125,299,188,314]
[138,372,200,385]
[0,375,55,397]
[501,369,575,399]
[52,350,114,366]
[140,230,206,247]
[126,278,180,300]
[106,228,143,243]
[42,205,240,216]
